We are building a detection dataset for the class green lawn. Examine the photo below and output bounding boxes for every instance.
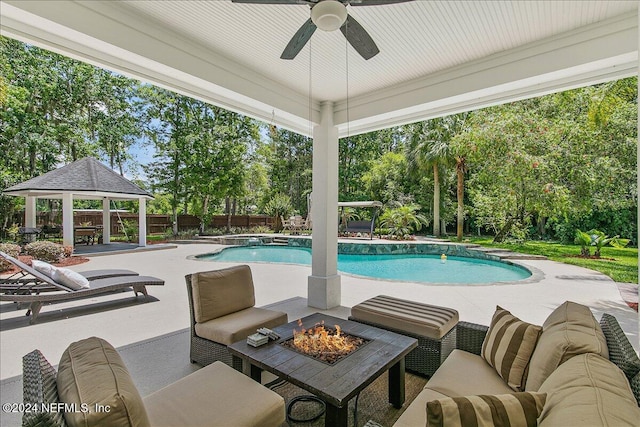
[464,237,638,284]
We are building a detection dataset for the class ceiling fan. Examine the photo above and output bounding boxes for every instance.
[231,0,414,60]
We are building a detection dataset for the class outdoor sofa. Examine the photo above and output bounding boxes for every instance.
[0,251,163,323]
[22,336,285,427]
[393,301,640,426]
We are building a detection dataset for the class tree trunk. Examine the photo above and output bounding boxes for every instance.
[493,218,514,243]
[433,163,440,237]
[225,197,231,232]
[201,196,209,234]
[172,207,178,235]
[456,166,464,242]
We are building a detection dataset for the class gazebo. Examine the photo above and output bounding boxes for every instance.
[3,157,153,248]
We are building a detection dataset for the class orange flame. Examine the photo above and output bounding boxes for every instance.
[292,319,356,355]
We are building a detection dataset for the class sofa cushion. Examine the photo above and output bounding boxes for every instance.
[538,353,640,426]
[426,392,546,427]
[394,388,449,427]
[56,337,150,427]
[426,350,514,397]
[481,306,542,391]
[190,265,255,323]
[144,361,285,427]
[195,307,288,345]
[525,301,608,391]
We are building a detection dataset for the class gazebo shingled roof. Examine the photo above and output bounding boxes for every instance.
[3,157,152,199]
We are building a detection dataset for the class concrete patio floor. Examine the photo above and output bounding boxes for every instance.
[1,242,638,425]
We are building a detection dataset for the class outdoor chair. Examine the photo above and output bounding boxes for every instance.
[18,227,41,244]
[186,264,287,368]
[280,215,292,234]
[0,252,163,324]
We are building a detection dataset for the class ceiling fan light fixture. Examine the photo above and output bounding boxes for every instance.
[311,0,347,32]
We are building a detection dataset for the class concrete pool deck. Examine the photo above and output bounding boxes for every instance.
[1,241,638,424]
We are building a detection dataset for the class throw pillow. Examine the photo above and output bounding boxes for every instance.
[52,267,90,290]
[427,392,546,427]
[31,259,58,278]
[481,306,542,391]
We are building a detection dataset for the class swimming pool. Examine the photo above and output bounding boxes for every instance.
[198,245,532,284]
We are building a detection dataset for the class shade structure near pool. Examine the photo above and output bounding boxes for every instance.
[201,246,531,284]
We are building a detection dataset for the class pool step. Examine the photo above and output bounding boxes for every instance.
[271,237,289,245]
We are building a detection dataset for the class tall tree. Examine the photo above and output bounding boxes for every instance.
[405,113,468,237]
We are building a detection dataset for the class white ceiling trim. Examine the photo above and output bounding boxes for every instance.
[0,0,321,134]
[336,13,638,135]
[1,1,637,138]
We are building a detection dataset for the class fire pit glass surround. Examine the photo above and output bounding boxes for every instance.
[280,320,370,365]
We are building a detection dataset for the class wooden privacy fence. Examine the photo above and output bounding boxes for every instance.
[17,213,275,234]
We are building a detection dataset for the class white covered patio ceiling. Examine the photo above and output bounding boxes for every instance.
[1,1,638,137]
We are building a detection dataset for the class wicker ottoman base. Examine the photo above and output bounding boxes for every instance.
[348,317,456,377]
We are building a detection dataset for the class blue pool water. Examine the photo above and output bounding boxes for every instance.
[201,246,531,284]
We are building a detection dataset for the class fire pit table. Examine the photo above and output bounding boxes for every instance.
[228,313,417,427]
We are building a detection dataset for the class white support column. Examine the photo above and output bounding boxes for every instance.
[636,10,639,337]
[25,196,36,228]
[102,198,111,244]
[138,197,147,247]
[62,193,74,247]
[308,101,341,309]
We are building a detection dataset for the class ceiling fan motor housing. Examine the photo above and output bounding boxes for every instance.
[311,0,348,31]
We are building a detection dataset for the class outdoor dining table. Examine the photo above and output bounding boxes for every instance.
[74,226,97,245]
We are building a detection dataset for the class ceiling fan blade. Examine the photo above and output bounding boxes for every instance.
[231,0,312,4]
[347,0,414,5]
[340,14,379,60]
[281,19,317,60]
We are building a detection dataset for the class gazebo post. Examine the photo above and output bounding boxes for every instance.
[138,197,147,247]
[25,196,36,228]
[62,193,74,247]
[102,197,111,244]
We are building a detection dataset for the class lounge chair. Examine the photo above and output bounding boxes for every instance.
[0,251,138,295]
[0,252,164,324]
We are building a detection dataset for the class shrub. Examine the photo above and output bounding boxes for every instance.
[0,243,21,271]
[248,225,272,234]
[24,241,66,262]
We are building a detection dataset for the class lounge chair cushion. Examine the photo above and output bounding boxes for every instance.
[481,306,542,391]
[525,301,608,391]
[52,267,90,290]
[195,306,288,345]
[190,265,255,323]
[31,259,57,278]
[143,361,285,427]
[426,392,546,427]
[57,337,150,427]
[538,353,640,426]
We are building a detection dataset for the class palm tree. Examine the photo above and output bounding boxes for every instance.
[406,113,469,238]
[455,155,467,241]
